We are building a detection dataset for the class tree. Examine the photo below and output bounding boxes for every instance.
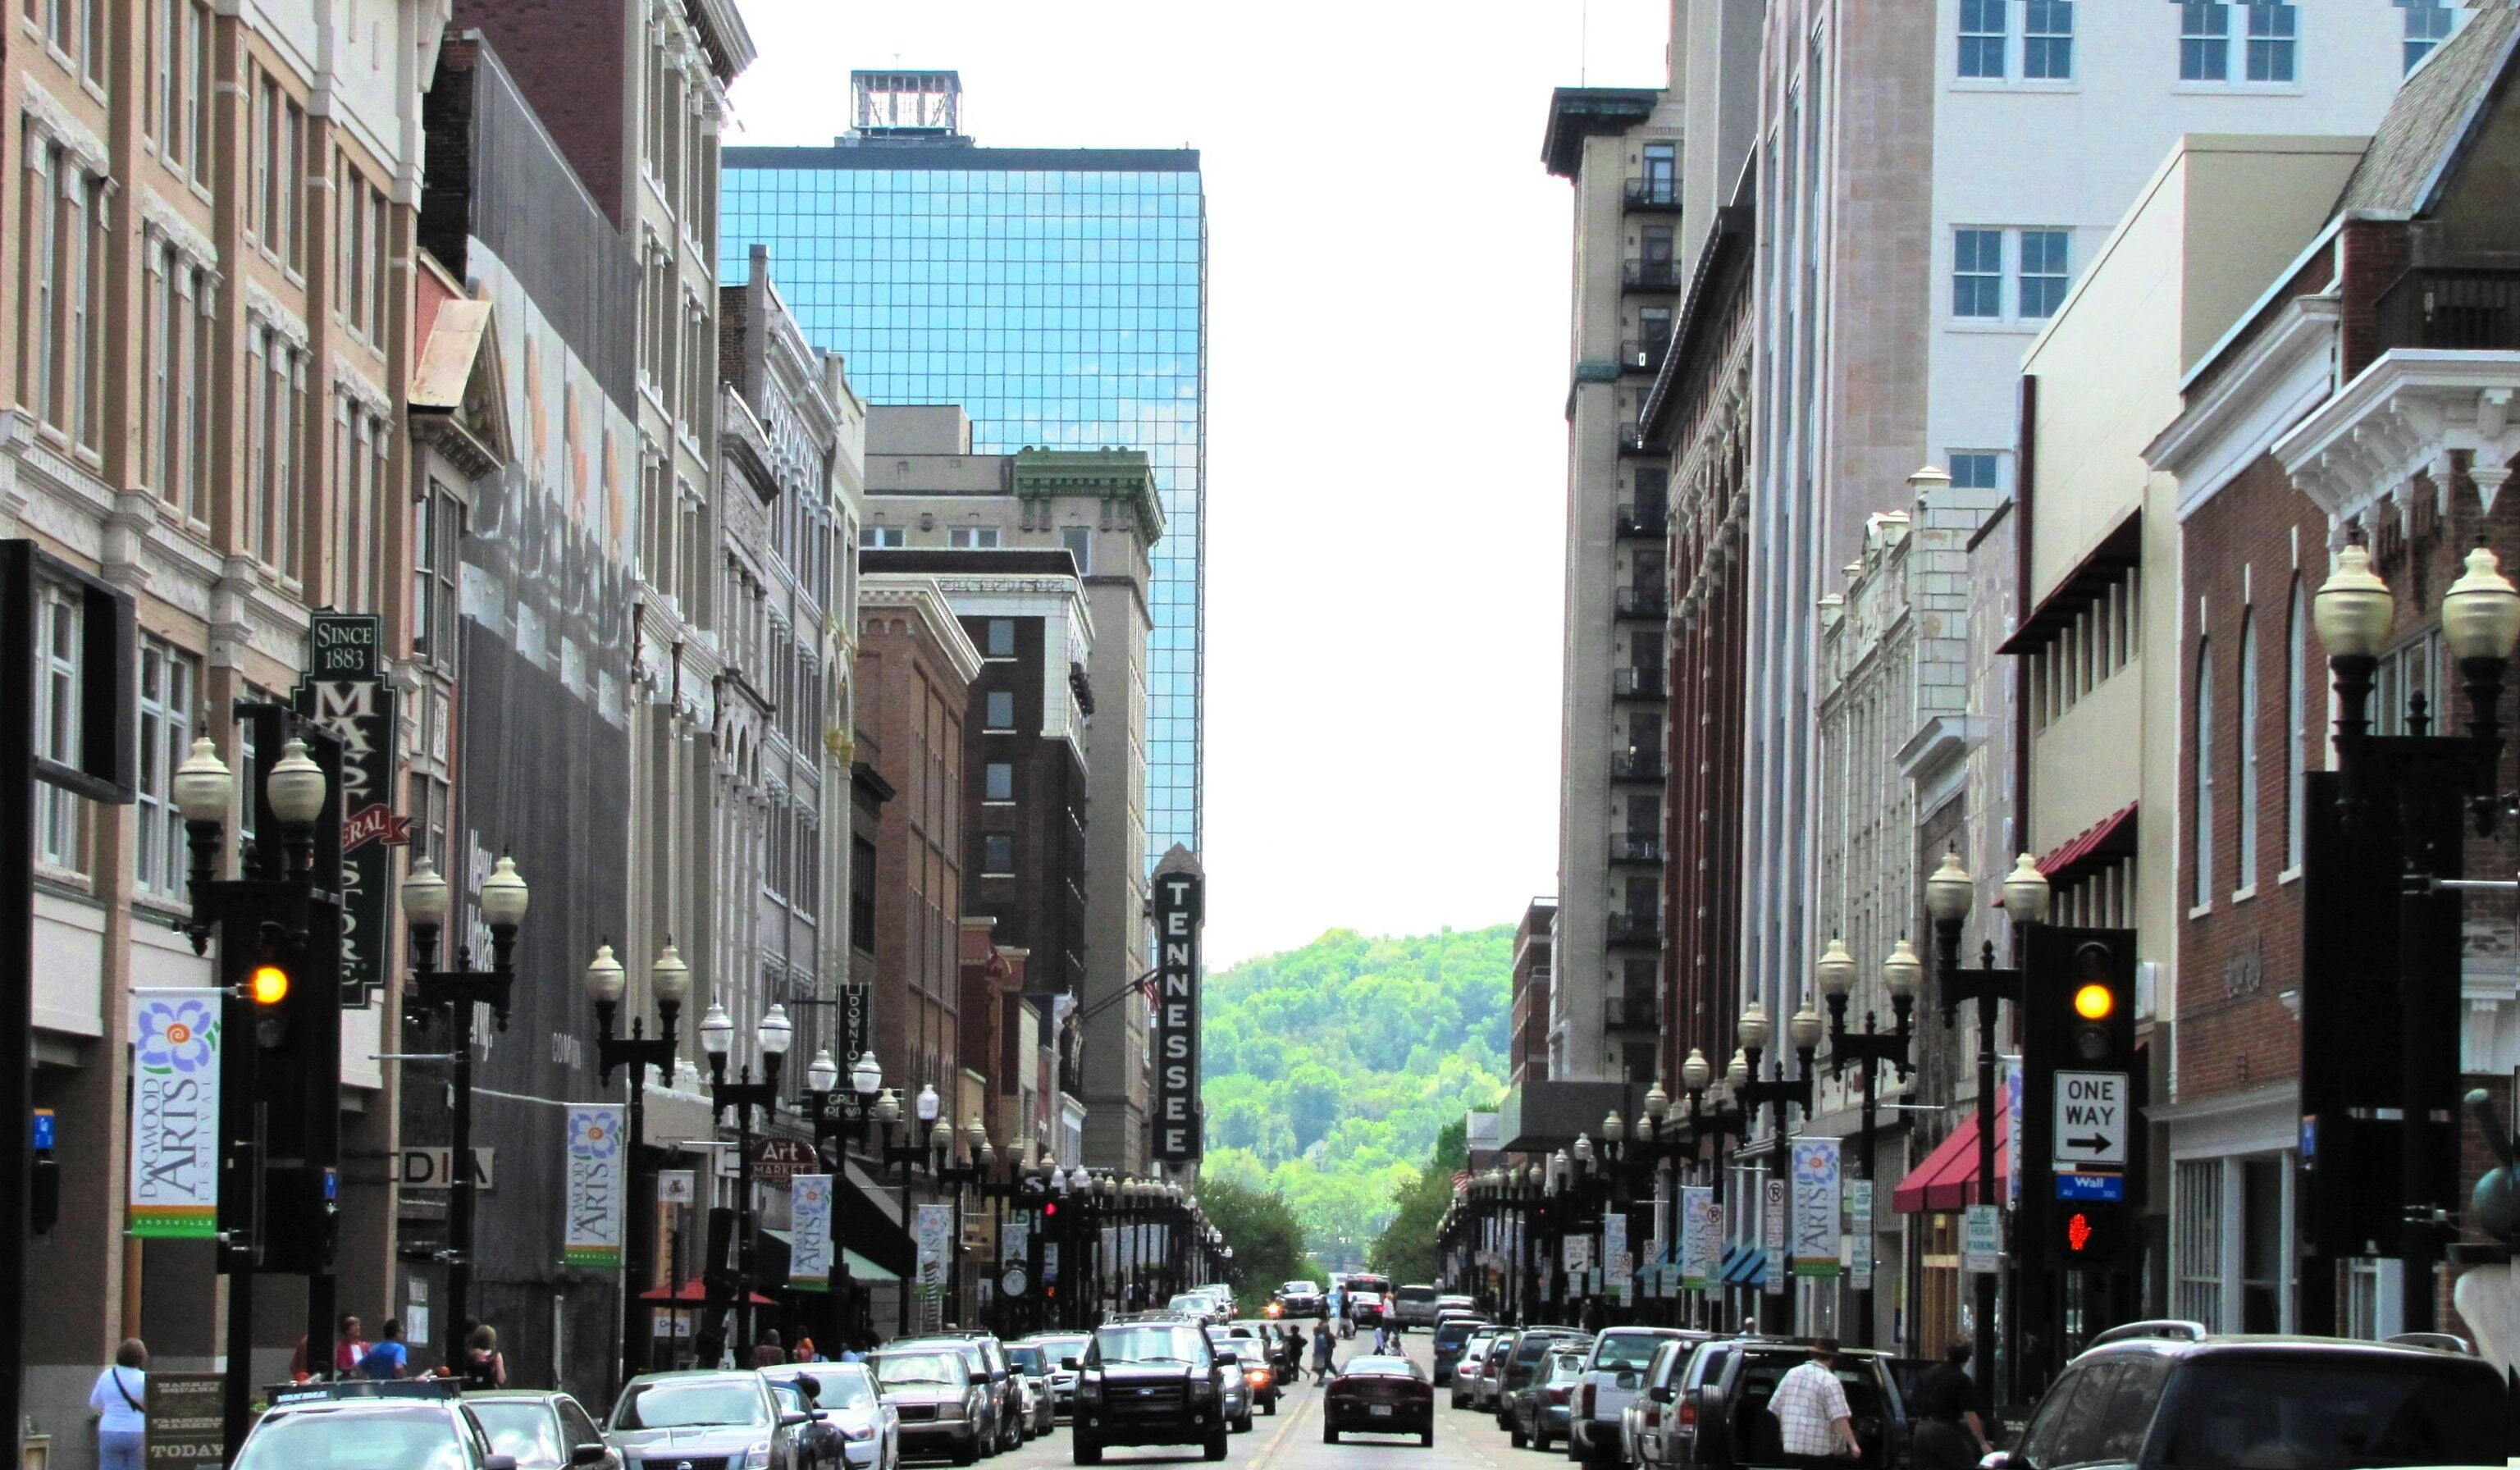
[1366,1116,1471,1285]
[1199,1177,1316,1306]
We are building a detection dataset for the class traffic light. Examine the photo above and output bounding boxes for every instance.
[2024,926,2142,1271]
[2052,1200,2128,1262]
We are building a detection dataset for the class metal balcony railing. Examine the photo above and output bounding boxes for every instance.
[1620,337,1673,372]
[1618,423,1665,456]
[1615,587,1668,619]
[1623,258,1683,291]
[1623,177,1681,211]
[1616,504,1669,538]
[1609,833,1665,864]
[1604,994,1661,1030]
[1614,667,1667,699]
[1611,751,1666,781]
[2375,267,2520,353]
[1605,913,1662,947]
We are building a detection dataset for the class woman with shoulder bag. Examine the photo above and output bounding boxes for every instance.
[461,1324,509,1390]
[89,1340,148,1470]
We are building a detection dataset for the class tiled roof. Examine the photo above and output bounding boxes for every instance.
[2335,6,2520,217]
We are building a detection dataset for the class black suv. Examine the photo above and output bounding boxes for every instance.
[1068,1320,1230,1464]
[1680,1338,1906,1469]
[1986,1321,2510,1469]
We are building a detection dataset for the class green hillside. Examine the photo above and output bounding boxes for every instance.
[1199,925,1510,1269]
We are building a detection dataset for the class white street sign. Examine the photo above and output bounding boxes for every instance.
[2052,1071,2129,1169]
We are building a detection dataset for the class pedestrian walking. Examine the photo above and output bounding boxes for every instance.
[1310,1326,1335,1384]
[750,1329,787,1369]
[357,1319,411,1381]
[1769,1338,1862,1468]
[1907,1342,1992,1470]
[89,1340,147,1470]
[1281,1326,1304,1382]
[461,1325,509,1390]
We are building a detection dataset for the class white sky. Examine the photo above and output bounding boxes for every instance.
[727,2,1673,966]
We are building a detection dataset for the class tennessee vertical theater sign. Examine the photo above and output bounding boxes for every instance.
[1151,851,1203,1162]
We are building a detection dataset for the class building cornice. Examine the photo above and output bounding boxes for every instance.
[860,573,986,684]
[2272,349,2520,539]
[2149,295,2342,523]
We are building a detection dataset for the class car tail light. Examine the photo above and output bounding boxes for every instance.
[1546,1387,1569,1405]
[1580,1384,1596,1417]
[1678,1399,1696,1433]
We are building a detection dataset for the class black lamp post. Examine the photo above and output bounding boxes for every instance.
[699,999,792,1358]
[1735,998,1820,1332]
[1924,847,2050,1406]
[583,939,688,1383]
[2312,537,2520,1333]
[402,850,530,1382]
[1814,937,1920,1348]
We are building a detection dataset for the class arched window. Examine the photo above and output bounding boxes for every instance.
[2285,576,2307,871]
[2194,637,2215,908]
[2236,612,2259,888]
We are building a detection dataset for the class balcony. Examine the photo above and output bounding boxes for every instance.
[2375,267,2520,354]
[1620,338,1672,374]
[1615,586,1667,620]
[1609,833,1665,865]
[1604,994,1661,1031]
[1605,912,1662,948]
[1623,177,1681,212]
[1618,423,1667,457]
[1623,258,1683,293]
[1614,666,1666,699]
[1615,504,1669,539]
[1610,751,1666,782]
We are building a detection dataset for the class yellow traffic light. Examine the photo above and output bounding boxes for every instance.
[2073,982,2113,1021]
[250,964,290,1006]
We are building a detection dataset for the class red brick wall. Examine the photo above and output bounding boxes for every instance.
[449,0,633,226]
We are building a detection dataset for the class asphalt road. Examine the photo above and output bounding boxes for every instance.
[978,1334,1519,1470]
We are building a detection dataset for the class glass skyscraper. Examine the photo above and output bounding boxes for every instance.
[721,112,1205,873]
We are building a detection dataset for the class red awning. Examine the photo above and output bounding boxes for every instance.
[2029,803,2138,889]
[638,1279,778,1306]
[1892,1106,2011,1214]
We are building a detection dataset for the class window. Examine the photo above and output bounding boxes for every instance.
[985,762,1015,802]
[1952,229,2003,318]
[25,139,57,428]
[414,484,459,664]
[2285,577,2306,870]
[985,691,1016,731]
[850,835,878,952]
[2180,2,2232,80]
[2174,1158,2224,1326]
[986,619,1016,658]
[2245,2,2297,81]
[1060,525,1093,574]
[861,524,904,549]
[2024,1,2074,78]
[65,175,98,450]
[2374,628,2441,737]
[34,584,86,872]
[2019,230,2070,319]
[135,639,199,901]
[1958,0,2007,77]
[2404,0,2453,72]
[1948,452,2002,491]
[2193,637,2214,907]
[2235,611,2259,889]
[948,526,1001,549]
[982,833,1015,876]
[186,1,209,185]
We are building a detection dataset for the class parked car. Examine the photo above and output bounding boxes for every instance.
[238,1385,517,1470]
[468,1390,621,1470]
[756,1372,854,1470]
[1322,1354,1434,1448]
[1212,1341,1254,1434]
[1431,1317,1490,1386]
[1620,1335,1712,1470]
[1005,1340,1071,1427]
[1682,1339,1906,1470]
[1069,1319,1231,1463]
[1393,1284,1445,1331]
[1494,1328,1589,1431]
[1452,1327,1507,1408]
[607,1372,825,1470]
[761,1364,899,1470]
[1221,1322,1285,1413]
[1436,1294,1477,1320]
[1985,1320,2509,1470]
[902,1335,1020,1451]
[1171,1291,1225,1325]
[1472,1327,1524,1411]
[1567,1326,1696,1465]
[1345,1272,1395,1328]
[1511,1347,1589,1451]
[868,1344,994,1466]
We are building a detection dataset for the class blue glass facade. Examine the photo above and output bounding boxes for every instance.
[720,144,1205,873]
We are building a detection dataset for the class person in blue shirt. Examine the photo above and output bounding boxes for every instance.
[358,1318,410,1380]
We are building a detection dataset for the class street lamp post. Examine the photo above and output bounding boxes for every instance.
[1815,938,1920,1348]
[1924,848,2048,1405]
[402,851,530,1381]
[2313,538,2520,1332]
[583,940,688,1382]
[700,1001,792,1359]
[1735,1000,1820,1332]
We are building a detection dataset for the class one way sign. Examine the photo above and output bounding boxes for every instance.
[2052,1071,2128,1169]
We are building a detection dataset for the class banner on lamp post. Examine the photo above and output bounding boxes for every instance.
[1680,1187,1718,1293]
[792,1175,834,1292]
[1003,1217,1029,1264]
[1790,1139,1842,1279]
[561,1106,624,1268]
[129,993,221,1238]
[1847,1180,1875,1291]
[915,1204,955,1299]
[1603,1212,1630,1304]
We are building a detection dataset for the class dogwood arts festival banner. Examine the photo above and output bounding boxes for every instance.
[792,1175,835,1292]
[130,993,221,1237]
[1790,1137,1842,1278]
[563,1106,624,1268]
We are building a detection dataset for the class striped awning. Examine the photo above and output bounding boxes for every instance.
[1717,1244,1767,1285]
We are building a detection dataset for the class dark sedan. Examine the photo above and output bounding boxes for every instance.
[1322,1354,1432,1448]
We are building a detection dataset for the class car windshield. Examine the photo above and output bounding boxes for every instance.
[2151,1358,2503,1468]
[1032,1337,1090,1364]
[1591,1333,1667,1372]
[775,1369,873,1410]
[1006,1346,1048,1374]
[612,1380,770,1431]
[1435,1324,1479,1348]
[871,1353,966,1387]
[1170,1295,1209,1312]
[1345,1357,1422,1379]
[1398,1287,1437,1303]
[1282,1283,1316,1295]
[235,1411,472,1470]
[468,1403,565,1469]
[1094,1325,1212,1367]
[1547,1356,1586,1383]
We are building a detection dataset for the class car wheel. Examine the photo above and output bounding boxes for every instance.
[1071,1436,1102,1467]
[953,1439,979,1468]
[1419,1430,1436,1449]
[1204,1429,1229,1462]
[1323,1427,1340,1445]
[1511,1423,1529,1449]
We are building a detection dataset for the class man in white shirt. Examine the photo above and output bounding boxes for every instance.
[1768,1338,1862,1468]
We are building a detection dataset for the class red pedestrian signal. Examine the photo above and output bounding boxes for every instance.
[1043,1201,1059,1218]
[2066,1212,2094,1253]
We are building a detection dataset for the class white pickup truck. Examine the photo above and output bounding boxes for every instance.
[1568,1326,1692,1465]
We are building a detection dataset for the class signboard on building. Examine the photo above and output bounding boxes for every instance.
[751,1136,819,1186]
[1151,858,1203,1161]
[1790,1139,1842,1278]
[1761,1177,1787,1295]
[144,1372,226,1470]
[658,1169,696,1205]
[837,983,872,1067]
[562,1106,623,1268]
[396,1147,495,1189]
[1003,1217,1029,1263]
[128,994,221,1239]
[294,612,404,1007]
[792,1175,834,1292]
[1962,1204,2002,1275]
[1847,1180,1875,1291]
[1603,1212,1630,1304]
